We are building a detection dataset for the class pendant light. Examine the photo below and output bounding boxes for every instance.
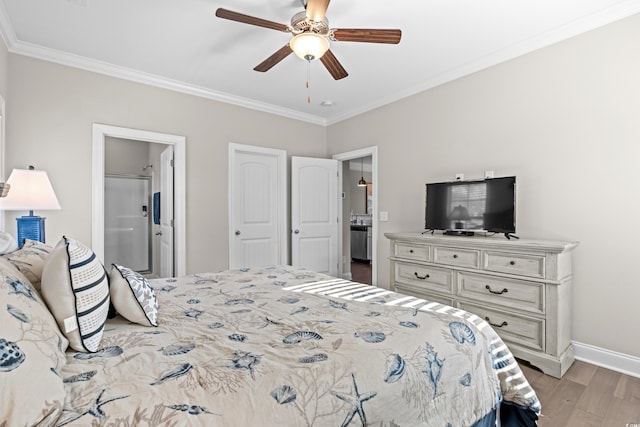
[357,158,367,187]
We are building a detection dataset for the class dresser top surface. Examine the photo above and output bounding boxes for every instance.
[385,231,579,254]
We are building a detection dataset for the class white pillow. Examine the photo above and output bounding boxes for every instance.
[110,264,159,326]
[0,231,18,254]
[41,236,110,352]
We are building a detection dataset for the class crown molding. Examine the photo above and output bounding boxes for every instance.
[0,1,328,128]
[0,1,17,49]
[325,0,640,125]
[2,1,639,127]
[9,40,328,126]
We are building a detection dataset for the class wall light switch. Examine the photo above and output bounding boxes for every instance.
[484,170,494,178]
[380,211,389,222]
[455,173,464,181]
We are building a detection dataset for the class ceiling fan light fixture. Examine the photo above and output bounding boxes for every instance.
[290,32,329,61]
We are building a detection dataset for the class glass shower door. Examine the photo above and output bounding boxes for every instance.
[104,175,151,273]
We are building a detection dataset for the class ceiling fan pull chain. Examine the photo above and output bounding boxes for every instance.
[306,60,311,104]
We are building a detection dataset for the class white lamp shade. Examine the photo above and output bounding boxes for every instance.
[289,32,330,61]
[0,168,61,211]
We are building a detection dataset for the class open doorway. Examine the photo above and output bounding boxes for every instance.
[103,137,172,278]
[91,124,186,277]
[333,147,378,286]
[347,156,372,284]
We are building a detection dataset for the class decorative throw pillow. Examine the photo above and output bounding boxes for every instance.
[0,231,18,254]
[0,258,68,426]
[41,236,110,352]
[109,264,159,326]
[1,239,54,291]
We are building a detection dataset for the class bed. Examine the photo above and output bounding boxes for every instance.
[1,237,540,426]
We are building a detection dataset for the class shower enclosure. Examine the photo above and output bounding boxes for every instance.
[104,175,152,274]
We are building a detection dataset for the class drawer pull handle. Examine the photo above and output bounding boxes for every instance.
[509,260,516,265]
[414,272,430,280]
[485,317,508,328]
[409,249,414,253]
[453,254,458,259]
[485,285,508,295]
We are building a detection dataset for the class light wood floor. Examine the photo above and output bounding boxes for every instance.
[518,359,640,426]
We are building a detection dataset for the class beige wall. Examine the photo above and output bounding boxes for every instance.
[0,37,7,101]
[0,39,8,234]
[327,14,640,358]
[105,137,152,176]
[4,54,327,274]
[3,13,640,362]
[0,38,8,187]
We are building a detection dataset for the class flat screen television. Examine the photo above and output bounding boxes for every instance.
[425,176,516,235]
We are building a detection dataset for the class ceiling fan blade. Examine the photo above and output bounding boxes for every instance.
[332,28,401,44]
[320,49,348,80]
[306,0,330,22]
[254,45,294,72]
[215,8,290,32]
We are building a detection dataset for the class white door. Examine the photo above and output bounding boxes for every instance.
[229,144,287,269]
[159,146,174,277]
[291,156,339,276]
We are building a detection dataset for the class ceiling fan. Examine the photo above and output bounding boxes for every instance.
[215,0,401,80]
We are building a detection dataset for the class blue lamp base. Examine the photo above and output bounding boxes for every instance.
[16,213,46,248]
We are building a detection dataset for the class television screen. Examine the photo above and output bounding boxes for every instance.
[425,176,516,234]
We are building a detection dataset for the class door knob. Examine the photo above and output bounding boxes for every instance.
[155,231,162,236]
[294,229,300,234]
[235,230,241,235]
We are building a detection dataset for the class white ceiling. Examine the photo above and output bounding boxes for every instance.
[1,0,639,125]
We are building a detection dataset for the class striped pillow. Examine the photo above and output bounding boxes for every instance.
[41,236,110,352]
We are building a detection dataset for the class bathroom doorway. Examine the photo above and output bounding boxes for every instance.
[91,124,186,278]
[104,137,165,276]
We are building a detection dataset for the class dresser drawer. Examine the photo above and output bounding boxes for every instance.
[457,272,544,314]
[484,251,545,278]
[394,261,454,296]
[460,302,545,352]
[395,283,455,307]
[433,246,480,269]
[393,241,429,262]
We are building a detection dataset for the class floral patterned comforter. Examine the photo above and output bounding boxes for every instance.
[58,266,540,426]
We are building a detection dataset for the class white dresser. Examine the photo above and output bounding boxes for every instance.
[385,232,578,378]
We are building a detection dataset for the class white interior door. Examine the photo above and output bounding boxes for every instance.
[229,144,287,269]
[291,156,339,276]
[159,146,174,277]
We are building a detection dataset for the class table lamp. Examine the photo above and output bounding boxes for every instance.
[450,205,471,230]
[0,166,61,247]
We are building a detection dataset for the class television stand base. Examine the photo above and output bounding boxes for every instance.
[504,233,519,240]
[443,230,475,237]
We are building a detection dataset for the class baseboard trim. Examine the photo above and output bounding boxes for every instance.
[573,341,640,378]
